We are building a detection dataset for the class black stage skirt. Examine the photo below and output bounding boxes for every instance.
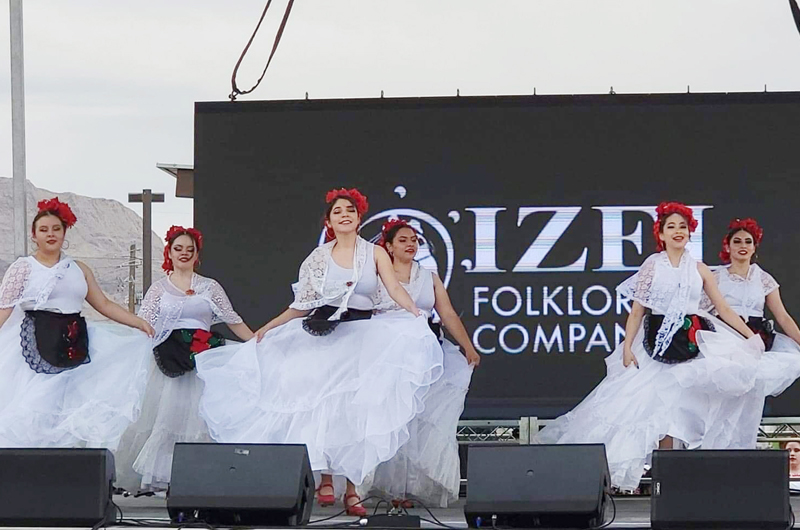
[20,310,90,374]
[302,305,372,336]
[744,316,776,351]
[643,313,715,364]
[154,328,226,378]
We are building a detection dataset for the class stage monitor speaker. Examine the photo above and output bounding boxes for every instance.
[651,449,790,529]
[464,444,609,528]
[168,443,315,526]
[0,448,115,527]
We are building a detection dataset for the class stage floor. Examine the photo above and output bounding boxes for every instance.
[106,494,800,529]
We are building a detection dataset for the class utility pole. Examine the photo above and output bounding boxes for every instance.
[128,189,164,293]
[10,0,28,258]
[128,244,137,312]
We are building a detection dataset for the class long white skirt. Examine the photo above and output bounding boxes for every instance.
[196,313,443,485]
[536,314,763,491]
[0,308,151,450]
[359,334,473,507]
[697,331,800,450]
[114,361,213,492]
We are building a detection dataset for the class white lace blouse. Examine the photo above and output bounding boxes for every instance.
[713,264,779,319]
[617,251,704,357]
[139,275,243,347]
[0,255,86,314]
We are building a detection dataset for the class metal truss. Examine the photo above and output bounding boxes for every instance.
[457,417,800,445]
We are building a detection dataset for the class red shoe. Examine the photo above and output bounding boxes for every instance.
[391,499,415,509]
[316,484,335,507]
[345,493,368,517]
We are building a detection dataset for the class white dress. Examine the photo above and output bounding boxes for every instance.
[114,275,244,492]
[360,262,473,507]
[536,251,764,491]
[196,238,444,485]
[696,265,800,449]
[0,256,151,450]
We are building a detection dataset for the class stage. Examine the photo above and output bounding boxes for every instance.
[110,494,799,529]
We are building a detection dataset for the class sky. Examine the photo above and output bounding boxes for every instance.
[2,0,800,241]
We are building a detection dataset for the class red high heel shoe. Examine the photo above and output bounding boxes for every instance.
[345,493,368,517]
[316,484,335,507]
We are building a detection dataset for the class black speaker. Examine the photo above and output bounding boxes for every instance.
[0,448,115,527]
[464,444,609,528]
[167,443,315,526]
[651,449,790,529]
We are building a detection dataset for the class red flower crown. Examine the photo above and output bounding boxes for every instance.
[324,188,369,242]
[653,202,698,252]
[325,188,369,214]
[378,218,414,246]
[719,217,762,264]
[37,198,77,228]
[163,225,204,272]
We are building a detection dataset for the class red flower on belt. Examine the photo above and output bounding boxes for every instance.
[66,319,81,360]
[683,315,702,353]
[189,329,214,353]
[182,329,224,355]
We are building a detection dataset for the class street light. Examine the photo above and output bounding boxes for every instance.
[128,189,164,292]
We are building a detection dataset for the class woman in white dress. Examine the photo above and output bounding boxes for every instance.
[696,218,800,448]
[360,219,479,508]
[196,188,443,516]
[537,202,765,491]
[0,198,154,449]
[115,226,254,492]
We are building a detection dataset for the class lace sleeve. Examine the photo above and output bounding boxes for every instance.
[761,269,780,296]
[138,281,164,330]
[698,269,719,314]
[289,249,327,311]
[208,280,243,325]
[698,290,714,313]
[372,279,401,313]
[616,254,657,305]
[0,258,32,309]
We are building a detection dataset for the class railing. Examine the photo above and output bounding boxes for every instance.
[457,417,800,445]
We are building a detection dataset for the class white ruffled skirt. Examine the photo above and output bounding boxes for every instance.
[114,361,213,492]
[696,331,800,450]
[196,313,443,485]
[536,313,764,491]
[0,308,151,451]
[359,335,473,507]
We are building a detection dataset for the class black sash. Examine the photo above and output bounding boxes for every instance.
[302,305,372,336]
[643,313,715,364]
[21,310,90,374]
[744,316,776,351]
[154,328,226,378]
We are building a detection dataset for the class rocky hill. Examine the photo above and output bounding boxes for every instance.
[0,178,163,315]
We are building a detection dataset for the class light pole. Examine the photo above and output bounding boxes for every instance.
[128,189,164,292]
[10,0,27,258]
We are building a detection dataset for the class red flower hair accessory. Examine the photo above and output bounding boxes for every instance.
[323,188,369,242]
[163,225,204,272]
[719,217,763,263]
[325,188,369,216]
[653,201,698,251]
[37,198,77,228]
[379,218,412,249]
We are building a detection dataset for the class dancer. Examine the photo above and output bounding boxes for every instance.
[196,188,443,516]
[0,198,153,449]
[359,219,478,508]
[115,226,253,492]
[696,218,800,448]
[537,202,764,491]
